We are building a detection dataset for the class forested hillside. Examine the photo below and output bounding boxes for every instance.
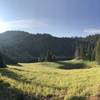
[0,31,99,63]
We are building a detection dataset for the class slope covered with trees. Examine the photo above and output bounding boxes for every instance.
[0,31,100,63]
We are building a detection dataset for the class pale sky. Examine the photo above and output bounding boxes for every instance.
[0,0,100,37]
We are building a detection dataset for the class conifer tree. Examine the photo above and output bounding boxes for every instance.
[95,39,100,64]
[75,47,80,59]
[46,50,53,62]
[91,48,95,61]
[0,53,6,68]
[80,46,86,60]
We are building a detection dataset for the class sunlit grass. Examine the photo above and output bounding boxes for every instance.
[0,60,100,100]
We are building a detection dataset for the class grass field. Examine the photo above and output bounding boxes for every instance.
[0,60,100,100]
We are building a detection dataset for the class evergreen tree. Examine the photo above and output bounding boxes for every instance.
[0,53,6,68]
[75,47,80,59]
[91,48,95,61]
[46,50,53,62]
[95,39,100,64]
[75,45,86,60]
[87,44,91,60]
[79,46,86,60]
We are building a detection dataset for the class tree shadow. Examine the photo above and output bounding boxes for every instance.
[0,68,61,89]
[11,67,24,71]
[55,61,89,70]
[0,69,55,100]
[8,63,23,67]
[69,96,86,100]
[0,80,41,100]
[0,68,24,82]
[0,68,88,100]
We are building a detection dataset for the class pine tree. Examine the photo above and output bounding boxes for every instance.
[95,39,100,64]
[46,50,53,62]
[80,46,86,60]
[87,44,91,60]
[0,53,6,68]
[91,48,95,61]
[75,47,80,59]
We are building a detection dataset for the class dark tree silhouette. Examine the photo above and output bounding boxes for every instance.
[0,53,6,68]
[75,47,80,59]
[46,50,53,62]
[95,39,100,64]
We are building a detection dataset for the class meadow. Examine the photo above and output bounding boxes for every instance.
[0,60,100,100]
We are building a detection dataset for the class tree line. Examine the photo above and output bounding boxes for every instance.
[75,38,100,64]
[0,31,100,67]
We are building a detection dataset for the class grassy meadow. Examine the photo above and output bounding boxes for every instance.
[0,60,100,100]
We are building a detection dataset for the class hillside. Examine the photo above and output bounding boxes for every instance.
[0,60,100,100]
[0,31,99,63]
[0,31,77,62]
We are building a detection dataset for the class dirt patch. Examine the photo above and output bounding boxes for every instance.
[87,96,100,100]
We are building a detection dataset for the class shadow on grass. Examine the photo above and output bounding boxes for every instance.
[0,68,66,99]
[0,68,88,100]
[69,96,86,100]
[0,80,41,100]
[0,68,23,82]
[8,63,23,67]
[0,68,63,90]
[55,61,89,70]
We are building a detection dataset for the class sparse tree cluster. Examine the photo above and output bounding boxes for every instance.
[75,37,100,65]
[75,41,95,61]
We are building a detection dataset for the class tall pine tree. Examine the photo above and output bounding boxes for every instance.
[75,47,80,59]
[95,39,100,64]
[46,50,53,62]
[0,53,6,68]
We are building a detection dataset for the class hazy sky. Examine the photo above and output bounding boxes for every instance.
[0,0,100,37]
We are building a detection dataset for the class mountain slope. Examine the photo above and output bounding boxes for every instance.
[0,31,99,62]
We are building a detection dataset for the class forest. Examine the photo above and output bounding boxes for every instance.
[0,31,100,64]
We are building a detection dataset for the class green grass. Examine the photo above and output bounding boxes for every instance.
[0,60,100,100]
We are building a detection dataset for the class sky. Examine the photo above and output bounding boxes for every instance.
[0,0,100,37]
